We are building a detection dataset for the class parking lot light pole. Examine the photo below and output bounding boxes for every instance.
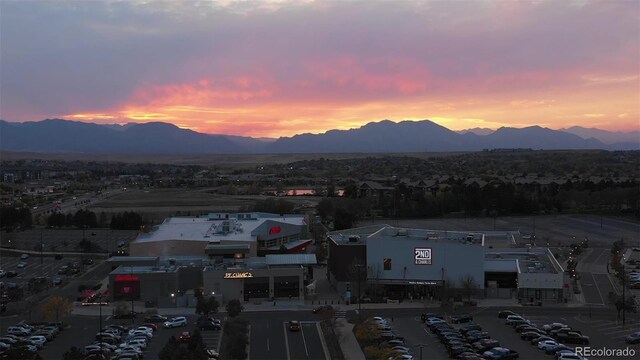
[130,266,135,325]
[415,344,426,360]
[622,255,626,327]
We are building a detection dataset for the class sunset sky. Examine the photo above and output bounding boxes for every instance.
[1,0,638,138]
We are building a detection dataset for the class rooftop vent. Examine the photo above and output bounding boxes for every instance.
[348,235,360,243]
[397,229,408,236]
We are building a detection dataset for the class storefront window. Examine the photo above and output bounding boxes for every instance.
[243,277,269,300]
[274,276,299,298]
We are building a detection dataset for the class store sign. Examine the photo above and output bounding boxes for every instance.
[269,226,281,235]
[408,281,438,285]
[224,272,254,279]
[115,274,139,282]
[414,247,432,265]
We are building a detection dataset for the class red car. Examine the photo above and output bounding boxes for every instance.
[179,331,191,342]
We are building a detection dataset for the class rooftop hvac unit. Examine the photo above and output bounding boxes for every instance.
[397,229,408,236]
[348,235,360,243]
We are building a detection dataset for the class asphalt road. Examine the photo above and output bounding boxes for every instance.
[245,311,328,360]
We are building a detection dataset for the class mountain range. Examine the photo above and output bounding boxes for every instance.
[0,119,637,154]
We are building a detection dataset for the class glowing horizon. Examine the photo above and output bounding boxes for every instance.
[1,1,638,138]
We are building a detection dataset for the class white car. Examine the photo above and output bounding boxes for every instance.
[505,315,526,324]
[125,338,147,349]
[538,340,560,351]
[128,329,152,338]
[543,323,569,332]
[0,270,6,278]
[27,336,46,348]
[164,316,187,328]
[7,326,30,336]
[425,318,446,326]
[115,346,144,356]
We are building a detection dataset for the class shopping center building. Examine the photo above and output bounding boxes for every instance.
[106,212,315,306]
[129,212,310,258]
[327,225,567,304]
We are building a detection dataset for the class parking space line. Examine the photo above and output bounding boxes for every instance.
[300,324,309,357]
[283,322,290,360]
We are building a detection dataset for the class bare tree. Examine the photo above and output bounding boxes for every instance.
[460,274,479,301]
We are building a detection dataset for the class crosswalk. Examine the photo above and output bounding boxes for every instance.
[333,310,346,319]
[201,329,222,351]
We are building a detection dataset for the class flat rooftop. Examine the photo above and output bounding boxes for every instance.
[330,225,519,248]
[133,212,306,243]
[110,265,178,275]
[485,248,563,274]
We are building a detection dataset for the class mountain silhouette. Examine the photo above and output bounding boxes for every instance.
[0,118,624,154]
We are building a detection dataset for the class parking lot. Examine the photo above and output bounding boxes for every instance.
[33,313,222,359]
[361,307,640,360]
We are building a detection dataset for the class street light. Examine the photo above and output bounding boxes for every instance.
[415,344,427,360]
[622,254,626,327]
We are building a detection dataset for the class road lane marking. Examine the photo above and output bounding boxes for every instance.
[300,324,309,357]
[315,321,331,360]
[283,322,291,360]
[267,338,270,351]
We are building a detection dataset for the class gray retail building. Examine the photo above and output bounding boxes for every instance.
[327,225,567,304]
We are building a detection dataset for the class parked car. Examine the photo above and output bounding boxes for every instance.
[556,332,589,345]
[498,310,519,319]
[421,312,444,321]
[538,340,561,351]
[53,277,62,286]
[557,353,587,360]
[6,271,17,278]
[483,347,519,360]
[179,331,192,342]
[543,323,569,332]
[16,262,27,269]
[531,335,554,345]
[7,326,30,336]
[460,323,482,334]
[545,344,574,355]
[20,254,29,260]
[288,320,300,332]
[426,318,447,327]
[505,315,526,325]
[522,331,546,340]
[625,331,640,344]
[163,316,187,328]
[0,270,5,278]
[473,339,500,352]
[451,314,473,324]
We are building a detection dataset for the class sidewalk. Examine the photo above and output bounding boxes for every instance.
[335,318,365,360]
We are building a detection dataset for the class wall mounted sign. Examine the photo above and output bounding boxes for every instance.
[269,226,281,235]
[414,247,432,265]
[224,272,254,279]
[115,274,139,281]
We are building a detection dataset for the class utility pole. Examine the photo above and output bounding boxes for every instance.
[622,254,626,327]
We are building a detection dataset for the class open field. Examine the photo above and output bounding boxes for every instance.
[89,188,319,220]
[365,214,640,248]
[0,150,467,166]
